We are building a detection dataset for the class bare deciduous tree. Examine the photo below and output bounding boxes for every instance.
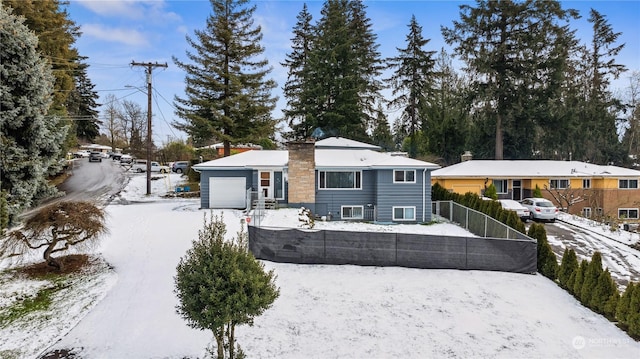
[1,201,108,270]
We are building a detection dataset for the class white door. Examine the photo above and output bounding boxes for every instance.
[209,177,246,208]
[259,171,273,199]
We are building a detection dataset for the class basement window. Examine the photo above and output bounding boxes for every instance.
[619,208,639,219]
[393,206,416,221]
[341,206,364,220]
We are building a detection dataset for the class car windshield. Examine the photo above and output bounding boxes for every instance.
[536,201,554,207]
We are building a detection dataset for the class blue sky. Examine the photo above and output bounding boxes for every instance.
[65,0,640,144]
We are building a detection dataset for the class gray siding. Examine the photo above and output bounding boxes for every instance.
[375,169,432,223]
[315,170,376,219]
[199,169,253,209]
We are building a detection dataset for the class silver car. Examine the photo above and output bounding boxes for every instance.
[520,198,558,222]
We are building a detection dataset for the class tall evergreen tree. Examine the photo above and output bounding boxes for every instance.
[66,57,100,142]
[443,0,577,160]
[426,49,470,165]
[578,9,627,164]
[572,259,589,298]
[0,6,68,226]
[590,268,617,316]
[282,4,315,140]
[299,0,382,142]
[3,0,80,115]
[173,0,277,155]
[385,15,436,158]
[371,105,395,152]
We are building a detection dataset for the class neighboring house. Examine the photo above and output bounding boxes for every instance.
[197,142,263,156]
[192,137,440,223]
[431,159,640,221]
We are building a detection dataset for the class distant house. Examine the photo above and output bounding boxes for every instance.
[431,158,640,220]
[192,137,440,223]
[197,142,263,156]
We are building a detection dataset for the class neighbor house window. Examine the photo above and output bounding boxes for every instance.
[393,206,416,221]
[619,179,639,189]
[319,171,362,189]
[492,179,508,194]
[582,207,592,218]
[596,208,603,217]
[582,179,591,189]
[550,179,570,189]
[341,206,363,219]
[394,170,416,183]
[619,208,639,219]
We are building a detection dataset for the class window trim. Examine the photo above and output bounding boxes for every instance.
[392,206,416,221]
[393,170,416,184]
[318,170,362,190]
[341,205,364,220]
[619,179,639,189]
[582,179,591,189]
[582,207,592,218]
[619,208,639,219]
[492,179,508,194]
[550,178,570,189]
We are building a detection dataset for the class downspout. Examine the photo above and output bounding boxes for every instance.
[423,168,427,222]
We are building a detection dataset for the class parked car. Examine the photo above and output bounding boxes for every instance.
[497,199,530,222]
[73,150,91,158]
[171,161,189,174]
[88,151,102,162]
[119,154,133,164]
[132,160,170,173]
[520,198,558,222]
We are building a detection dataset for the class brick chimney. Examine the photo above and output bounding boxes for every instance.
[287,141,316,205]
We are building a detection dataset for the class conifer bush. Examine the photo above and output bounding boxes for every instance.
[557,248,578,290]
[590,269,618,317]
[580,252,604,305]
[616,282,635,327]
[528,223,558,280]
[572,260,589,298]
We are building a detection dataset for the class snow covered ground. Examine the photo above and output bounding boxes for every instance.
[1,172,640,358]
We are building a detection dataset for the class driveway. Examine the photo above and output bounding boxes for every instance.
[544,220,640,288]
[56,157,130,205]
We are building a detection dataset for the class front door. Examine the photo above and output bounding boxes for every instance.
[259,171,273,198]
[512,180,522,201]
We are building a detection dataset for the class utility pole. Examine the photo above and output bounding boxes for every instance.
[130,61,167,195]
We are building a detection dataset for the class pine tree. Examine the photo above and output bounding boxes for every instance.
[282,4,315,140]
[0,6,68,226]
[66,57,100,142]
[628,283,640,337]
[580,251,604,306]
[442,0,577,160]
[528,223,558,280]
[572,259,589,298]
[558,248,579,290]
[590,268,617,315]
[385,15,436,159]
[175,213,279,359]
[616,282,636,326]
[173,0,277,154]
[371,104,395,151]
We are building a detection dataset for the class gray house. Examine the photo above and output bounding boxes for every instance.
[192,137,440,223]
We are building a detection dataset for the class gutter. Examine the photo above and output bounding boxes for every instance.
[423,168,427,222]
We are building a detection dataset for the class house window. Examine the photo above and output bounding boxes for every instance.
[582,179,591,189]
[596,208,603,217]
[394,170,416,183]
[582,207,592,218]
[492,179,508,194]
[550,179,570,189]
[319,171,362,189]
[274,171,284,199]
[393,206,416,221]
[619,179,639,189]
[341,206,363,219]
[619,208,639,219]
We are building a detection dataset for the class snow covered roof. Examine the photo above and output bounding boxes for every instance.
[196,142,262,150]
[193,149,439,171]
[432,160,640,178]
[314,137,381,150]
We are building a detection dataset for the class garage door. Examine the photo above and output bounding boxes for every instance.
[209,177,247,208]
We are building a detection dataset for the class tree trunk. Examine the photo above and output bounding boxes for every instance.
[228,322,236,359]
[43,242,62,271]
[214,328,224,359]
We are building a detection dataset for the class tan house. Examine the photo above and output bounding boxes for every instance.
[431,159,640,221]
